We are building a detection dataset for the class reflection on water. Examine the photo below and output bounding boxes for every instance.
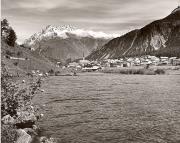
[33,73,180,143]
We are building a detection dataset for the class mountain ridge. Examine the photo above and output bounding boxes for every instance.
[87,7,180,60]
[23,26,119,62]
[24,25,119,50]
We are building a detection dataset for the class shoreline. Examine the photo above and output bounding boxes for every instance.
[100,65,180,75]
[1,63,56,143]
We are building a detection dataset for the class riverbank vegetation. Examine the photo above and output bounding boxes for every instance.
[1,62,42,143]
[1,62,58,143]
[101,67,165,75]
[1,19,56,143]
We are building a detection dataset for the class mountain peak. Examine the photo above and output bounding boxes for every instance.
[172,6,180,14]
[42,25,119,39]
[45,25,77,32]
[24,25,120,51]
[25,25,120,45]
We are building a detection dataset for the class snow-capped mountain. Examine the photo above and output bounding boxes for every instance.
[23,25,119,62]
[88,7,180,60]
[24,25,119,50]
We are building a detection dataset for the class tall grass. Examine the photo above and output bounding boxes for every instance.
[101,67,165,75]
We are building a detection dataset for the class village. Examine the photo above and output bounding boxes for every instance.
[65,55,180,72]
[4,53,180,76]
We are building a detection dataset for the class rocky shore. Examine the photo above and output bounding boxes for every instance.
[1,63,57,143]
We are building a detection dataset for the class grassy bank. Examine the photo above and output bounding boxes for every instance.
[101,67,165,75]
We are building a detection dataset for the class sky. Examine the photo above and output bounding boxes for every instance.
[1,0,179,43]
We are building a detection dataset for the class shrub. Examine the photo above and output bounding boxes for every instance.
[17,51,23,57]
[1,62,43,142]
[6,50,13,56]
[101,68,158,75]
[6,55,10,59]
[55,71,60,76]
[1,62,42,117]
[154,69,165,74]
[48,69,54,75]
[13,62,18,66]
[1,125,18,143]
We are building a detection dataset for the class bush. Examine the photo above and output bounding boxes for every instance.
[48,69,54,75]
[101,68,160,75]
[1,125,18,143]
[1,63,43,142]
[55,71,60,76]
[1,62,42,117]
[154,69,165,74]
[13,62,18,66]
[6,50,13,56]
[17,51,23,57]
[6,55,10,59]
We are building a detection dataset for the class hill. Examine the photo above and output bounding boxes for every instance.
[87,7,180,60]
[1,40,58,75]
[1,19,58,75]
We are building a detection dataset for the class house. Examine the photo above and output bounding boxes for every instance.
[120,61,132,67]
[169,57,177,65]
[160,57,169,64]
[82,65,101,72]
[172,59,180,66]
[9,57,26,60]
[134,58,141,66]
[56,61,61,67]
[161,56,169,60]
[79,59,91,67]
[68,62,81,68]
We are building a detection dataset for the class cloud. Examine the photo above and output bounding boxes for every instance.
[1,0,178,43]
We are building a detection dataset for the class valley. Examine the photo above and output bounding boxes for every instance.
[1,4,180,143]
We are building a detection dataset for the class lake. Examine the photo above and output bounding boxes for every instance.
[33,73,180,143]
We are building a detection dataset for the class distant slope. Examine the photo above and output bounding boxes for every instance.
[88,7,180,60]
[23,25,118,62]
[1,19,58,75]
[162,25,180,57]
[1,40,57,75]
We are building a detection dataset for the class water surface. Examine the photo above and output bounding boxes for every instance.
[33,73,180,143]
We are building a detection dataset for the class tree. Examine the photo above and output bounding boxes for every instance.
[1,19,9,37]
[1,19,17,47]
[1,19,9,30]
[6,28,17,47]
[17,51,23,57]
[16,51,23,65]
[1,19,9,26]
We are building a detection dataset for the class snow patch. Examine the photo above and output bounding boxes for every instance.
[24,25,120,48]
[150,34,166,50]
